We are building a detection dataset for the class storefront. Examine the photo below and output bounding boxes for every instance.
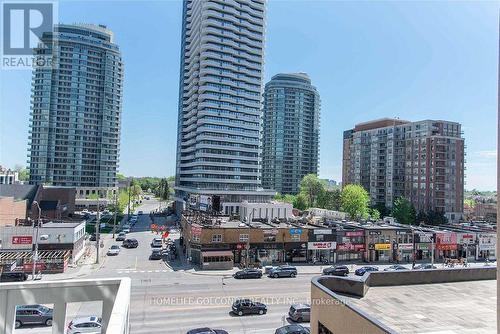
[478,233,496,260]
[435,233,458,260]
[251,243,284,266]
[285,242,307,263]
[336,243,365,262]
[0,250,71,274]
[415,243,433,261]
[308,241,336,263]
[201,250,234,270]
[368,243,392,262]
[396,243,414,263]
[457,233,476,260]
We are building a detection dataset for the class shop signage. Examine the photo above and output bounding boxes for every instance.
[458,233,475,244]
[337,243,365,251]
[397,243,413,250]
[12,236,32,244]
[369,231,381,235]
[374,243,391,251]
[191,225,202,236]
[289,228,302,235]
[313,229,332,235]
[396,230,409,235]
[308,242,336,250]
[345,231,364,237]
[479,244,495,251]
[236,243,247,250]
[437,244,457,251]
[416,243,431,250]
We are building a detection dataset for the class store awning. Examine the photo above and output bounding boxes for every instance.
[201,250,234,258]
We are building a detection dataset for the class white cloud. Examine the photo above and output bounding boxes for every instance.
[475,150,497,159]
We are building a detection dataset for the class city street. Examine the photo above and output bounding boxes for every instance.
[15,198,497,334]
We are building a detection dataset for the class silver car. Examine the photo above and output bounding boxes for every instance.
[67,316,102,333]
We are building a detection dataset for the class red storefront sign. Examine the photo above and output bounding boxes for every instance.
[337,243,365,251]
[191,225,202,236]
[23,262,46,271]
[345,231,364,237]
[437,244,457,251]
[12,236,32,244]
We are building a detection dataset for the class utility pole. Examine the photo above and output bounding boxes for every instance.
[96,193,100,264]
[412,228,416,269]
[31,201,41,280]
[112,190,118,239]
[431,235,435,267]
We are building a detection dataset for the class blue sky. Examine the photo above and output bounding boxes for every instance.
[0,0,498,190]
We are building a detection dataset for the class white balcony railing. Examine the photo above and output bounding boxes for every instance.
[0,277,131,334]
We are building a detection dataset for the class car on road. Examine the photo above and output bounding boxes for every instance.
[1,272,28,282]
[413,264,437,270]
[355,266,379,276]
[150,249,163,260]
[15,304,53,328]
[233,268,262,279]
[122,238,139,248]
[288,303,310,322]
[275,324,310,334]
[116,232,126,241]
[151,238,163,248]
[186,328,228,334]
[107,245,120,256]
[231,299,267,316]
[89,234,97,241]
[268,265,297,278]
[138,210,144,215]
[322,265,349,276]
[67,316,102,333]
[384,265,408,271]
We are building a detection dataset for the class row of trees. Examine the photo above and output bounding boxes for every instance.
[275,174,447,225]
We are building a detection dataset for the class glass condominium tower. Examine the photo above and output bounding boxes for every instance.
[28,24,123,188]
[175,0,274,210]
[262,73,320,194]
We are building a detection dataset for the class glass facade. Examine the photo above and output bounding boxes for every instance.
[28,24,123,188]
[262,73,320,194]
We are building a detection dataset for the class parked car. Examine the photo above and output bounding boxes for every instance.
[138,210,144,215]
[413,264,437,270]
[150,249,163,260]
[1,272,28,282]
[186,328,228,334]
[151,238,163,248]
[384,265,408,271]
[116,232,126,241]
[268,265,297,278]
[275,324,310,334]
[233,268,262,279]
[15,304,53,328]
[122,238,139,248]
[67,316,102,334]
[288,303,311,322]
[354,266,379,276]
[89,234,97,241]
[322,265,349,276]
[107,245,120,256]
[231,299,267,316]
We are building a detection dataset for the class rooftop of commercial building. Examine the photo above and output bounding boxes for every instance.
[344,279,496,333]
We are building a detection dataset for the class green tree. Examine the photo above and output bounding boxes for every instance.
[155,178,170,201]
[369,208,381,221]
[341,184,369,220]
[317,189,342,211]
[116,173,126,182]
[426,210,448,226]
[392,197,416,225]
[299,174,325,208]
[293,193,307,211]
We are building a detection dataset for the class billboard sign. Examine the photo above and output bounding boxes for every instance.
[12,236,32,244]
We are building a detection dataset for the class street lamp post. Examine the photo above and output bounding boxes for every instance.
[112,191,118,239]
[96,194,101,264]
[31,201,41,280]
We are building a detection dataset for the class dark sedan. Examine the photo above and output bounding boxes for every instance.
[322,265,349,276]
[232,299,267,316]
[233,269,262,279]
[122,238,139,248]
[275,324,310,334]
[149,249,163,260]
[384,265,408,271]
[187,328,228,334]
[354,266,379,276]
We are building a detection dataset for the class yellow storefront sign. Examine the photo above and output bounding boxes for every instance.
[375,243,391,251]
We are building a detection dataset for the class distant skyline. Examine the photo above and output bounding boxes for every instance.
[0,0,498,190]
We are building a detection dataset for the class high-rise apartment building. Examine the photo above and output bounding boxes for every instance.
[262,73,320,194]
[175,0,274,213]
[28,24,123,188]
[342,118,464,220]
